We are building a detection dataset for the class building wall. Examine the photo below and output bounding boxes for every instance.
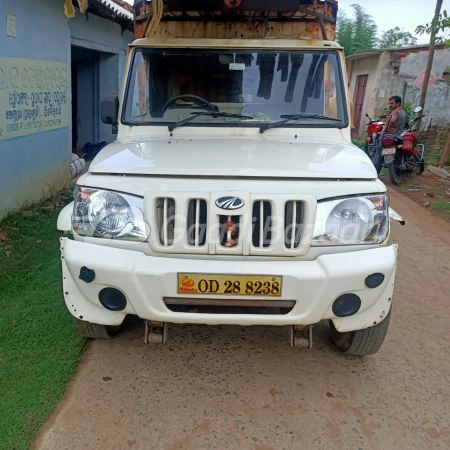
[347,54,382,137]
[374,48,450,163]
[69,9,132,97]
[0,0,133,219]
[374,48,450,125]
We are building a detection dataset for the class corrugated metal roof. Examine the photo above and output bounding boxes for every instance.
[95,0,133,20]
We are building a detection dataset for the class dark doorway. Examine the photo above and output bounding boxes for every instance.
[353,74,368,136]
[71,46,119,152]
[71,65,78,149]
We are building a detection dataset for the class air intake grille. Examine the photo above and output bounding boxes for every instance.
[285,201,303,249]
[187,199,207,246]
[156,198,175,246]
[252,201,272,248]
[219,215,241,248]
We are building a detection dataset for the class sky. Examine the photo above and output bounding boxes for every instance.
[337,0,450,44]
[124,0,450,44]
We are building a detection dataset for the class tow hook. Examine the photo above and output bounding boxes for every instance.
[290,325,313,349]
[144,321,168,344]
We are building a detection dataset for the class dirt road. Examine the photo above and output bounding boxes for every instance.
[34,189,450,450]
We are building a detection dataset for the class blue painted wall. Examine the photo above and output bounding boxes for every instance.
[0,0,133,218]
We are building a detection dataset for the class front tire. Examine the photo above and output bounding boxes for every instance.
[388,162,402,185]
[330,311,391,356]
[72,317,122,339]
[370,139,383,174]
[416,160,425,175]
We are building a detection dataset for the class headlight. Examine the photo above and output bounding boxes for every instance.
[72,187,148,241]
[312,194,389,246]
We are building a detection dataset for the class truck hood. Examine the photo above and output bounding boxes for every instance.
[89,138,377,179]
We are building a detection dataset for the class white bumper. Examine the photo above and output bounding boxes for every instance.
[61,238,397,333]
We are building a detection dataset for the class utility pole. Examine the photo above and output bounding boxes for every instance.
[419,0,442,112]
[417,0,442,129]
[439,134,450,168]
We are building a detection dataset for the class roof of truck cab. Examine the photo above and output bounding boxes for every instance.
[130,38,343,50]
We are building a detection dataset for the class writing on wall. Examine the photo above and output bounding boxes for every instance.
[0,58,69,141]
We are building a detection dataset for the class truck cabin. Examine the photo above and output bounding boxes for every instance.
[118,0,346,132]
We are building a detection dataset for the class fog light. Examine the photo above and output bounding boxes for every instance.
[365,273,385,289]
[332,294,361,318]
[99,288,127,311]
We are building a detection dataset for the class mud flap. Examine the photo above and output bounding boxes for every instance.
[384,154,395,165]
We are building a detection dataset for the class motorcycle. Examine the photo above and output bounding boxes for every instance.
[364,112,389,174]
[381,106,426,185]
[364,112,388,159]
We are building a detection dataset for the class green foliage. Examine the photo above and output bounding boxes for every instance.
[352,139,366,150]
[336,5,378,56]
[416,10,450,47]
[403,100,414,124]
[0,205,85,450]
[379,27,418,48]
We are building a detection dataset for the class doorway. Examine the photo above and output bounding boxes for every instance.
[353,74,368,136]
[71,46,119,151]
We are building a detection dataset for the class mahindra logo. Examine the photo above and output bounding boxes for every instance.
[182,278,194,287]
[215,196,245,210]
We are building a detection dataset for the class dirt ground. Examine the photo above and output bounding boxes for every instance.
[33,188,450,450]
[381,170,450,222]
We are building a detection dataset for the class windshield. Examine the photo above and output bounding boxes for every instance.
[122,48,348,128]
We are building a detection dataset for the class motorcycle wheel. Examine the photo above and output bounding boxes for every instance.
[370,138,383,174]
[388,161,402,185]
[364,142,370,155]
[416,160,425,175]
[372,152,383,175]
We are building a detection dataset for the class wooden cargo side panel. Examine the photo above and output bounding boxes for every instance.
[138,21,335,40]
[133,1,337,40]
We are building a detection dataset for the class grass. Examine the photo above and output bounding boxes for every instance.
[0,199,85,450]
[351,139,365,150]
[432,201,450,219]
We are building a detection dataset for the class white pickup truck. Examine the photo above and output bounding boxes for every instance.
[58,0,403,354]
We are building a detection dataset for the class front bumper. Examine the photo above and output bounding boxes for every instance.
[61,238,397,333]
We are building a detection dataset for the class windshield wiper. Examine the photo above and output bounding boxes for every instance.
[168,112,253,132]
[259,114,342,133]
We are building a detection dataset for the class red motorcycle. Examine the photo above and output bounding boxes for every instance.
[381,107,425,185]
[364,113,389,174]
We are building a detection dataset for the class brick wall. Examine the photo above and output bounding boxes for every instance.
[419,125,450,166]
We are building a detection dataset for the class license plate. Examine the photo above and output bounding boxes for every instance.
[178,274,282,297]
[382,148,396,155]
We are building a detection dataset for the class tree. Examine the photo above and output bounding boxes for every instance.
[416,9,450,46]
[416,4,450,168]
[336,5,378,56]
[379,27,418,49]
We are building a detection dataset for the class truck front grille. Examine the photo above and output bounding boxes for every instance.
[252,201,272,248]
[219,215,241,247]
[284,201,303,249]
[150,193,312,256]
[156,197,175,246]
[187,199,207,247]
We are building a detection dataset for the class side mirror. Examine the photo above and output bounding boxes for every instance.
[100,94,119,134]
[414,106,422,113]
